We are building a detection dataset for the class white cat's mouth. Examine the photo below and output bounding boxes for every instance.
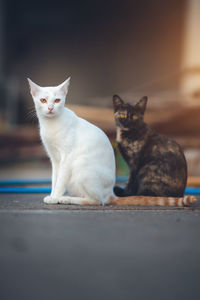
[45,111,55,117]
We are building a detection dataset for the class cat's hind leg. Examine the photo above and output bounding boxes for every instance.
[57,176,108,205]
[114,186,126,196]
[57,170,113,205]
[114,171,137,196]
[58,196,99,205]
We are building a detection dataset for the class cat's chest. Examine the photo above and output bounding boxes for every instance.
[41,126,60,141]
[120,139,144,154]
[117,129,145,157]
[116,127,122,143]
[40,125,68,152]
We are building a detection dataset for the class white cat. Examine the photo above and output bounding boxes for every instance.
[28,77,116,205]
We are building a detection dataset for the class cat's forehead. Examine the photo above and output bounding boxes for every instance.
[39,86,62,98]
[119,103,135,111]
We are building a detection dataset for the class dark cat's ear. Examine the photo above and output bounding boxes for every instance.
[113,95,124,111]
[135,96,148,114]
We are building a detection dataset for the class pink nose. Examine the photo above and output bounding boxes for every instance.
[48,107,53,112]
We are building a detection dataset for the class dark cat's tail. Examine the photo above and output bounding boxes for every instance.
[109,195,197,207]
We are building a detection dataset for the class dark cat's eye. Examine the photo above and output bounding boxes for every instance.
[119,113,126,118]
[40,98,47,103]
[132,115,138,120]
[55,99,61,103]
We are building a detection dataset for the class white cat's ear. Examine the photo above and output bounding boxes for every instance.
[57,77,71,95]
[27,78,42,97]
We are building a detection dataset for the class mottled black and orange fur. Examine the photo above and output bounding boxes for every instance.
[113,95,188,198]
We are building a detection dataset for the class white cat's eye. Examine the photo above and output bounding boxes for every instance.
[55,99,61,103]
[40,98,47,103]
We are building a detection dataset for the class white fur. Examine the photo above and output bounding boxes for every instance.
[28,77,116,205]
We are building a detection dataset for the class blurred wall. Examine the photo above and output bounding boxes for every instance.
[1,0,186,113]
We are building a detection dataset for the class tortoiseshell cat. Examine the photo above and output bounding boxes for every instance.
[113,95,189,198]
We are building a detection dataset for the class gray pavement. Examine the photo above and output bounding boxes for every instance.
[0,193,200,210]
[0,194,200,300]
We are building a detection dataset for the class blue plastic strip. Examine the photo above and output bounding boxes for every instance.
[184,187,200,195]
[116,176,128,183]
[0,187,51,193]
[0,177,200,194]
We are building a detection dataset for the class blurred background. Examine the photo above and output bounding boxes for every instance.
[0,0,200,182]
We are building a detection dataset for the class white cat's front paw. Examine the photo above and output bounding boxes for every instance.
[58,196,71,204]
[43,196,58,204]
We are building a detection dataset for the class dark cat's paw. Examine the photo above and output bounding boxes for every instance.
[114,186,125,197]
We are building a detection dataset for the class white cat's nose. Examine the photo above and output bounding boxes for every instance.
[48,107,53,112]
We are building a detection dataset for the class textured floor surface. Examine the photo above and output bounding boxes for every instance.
[0,194,200,300]
[0,193,200,210]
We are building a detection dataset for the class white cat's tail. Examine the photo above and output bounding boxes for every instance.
[108,195,197,207]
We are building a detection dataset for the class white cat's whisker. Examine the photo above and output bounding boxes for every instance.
[25,110,37,122]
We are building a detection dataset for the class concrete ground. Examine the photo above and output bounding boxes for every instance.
[0,193,200,300]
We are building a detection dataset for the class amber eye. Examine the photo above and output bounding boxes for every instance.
[40,98,47,103]
[119,113,126,118]
[55,99,61,103]
[132,115,138,120]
